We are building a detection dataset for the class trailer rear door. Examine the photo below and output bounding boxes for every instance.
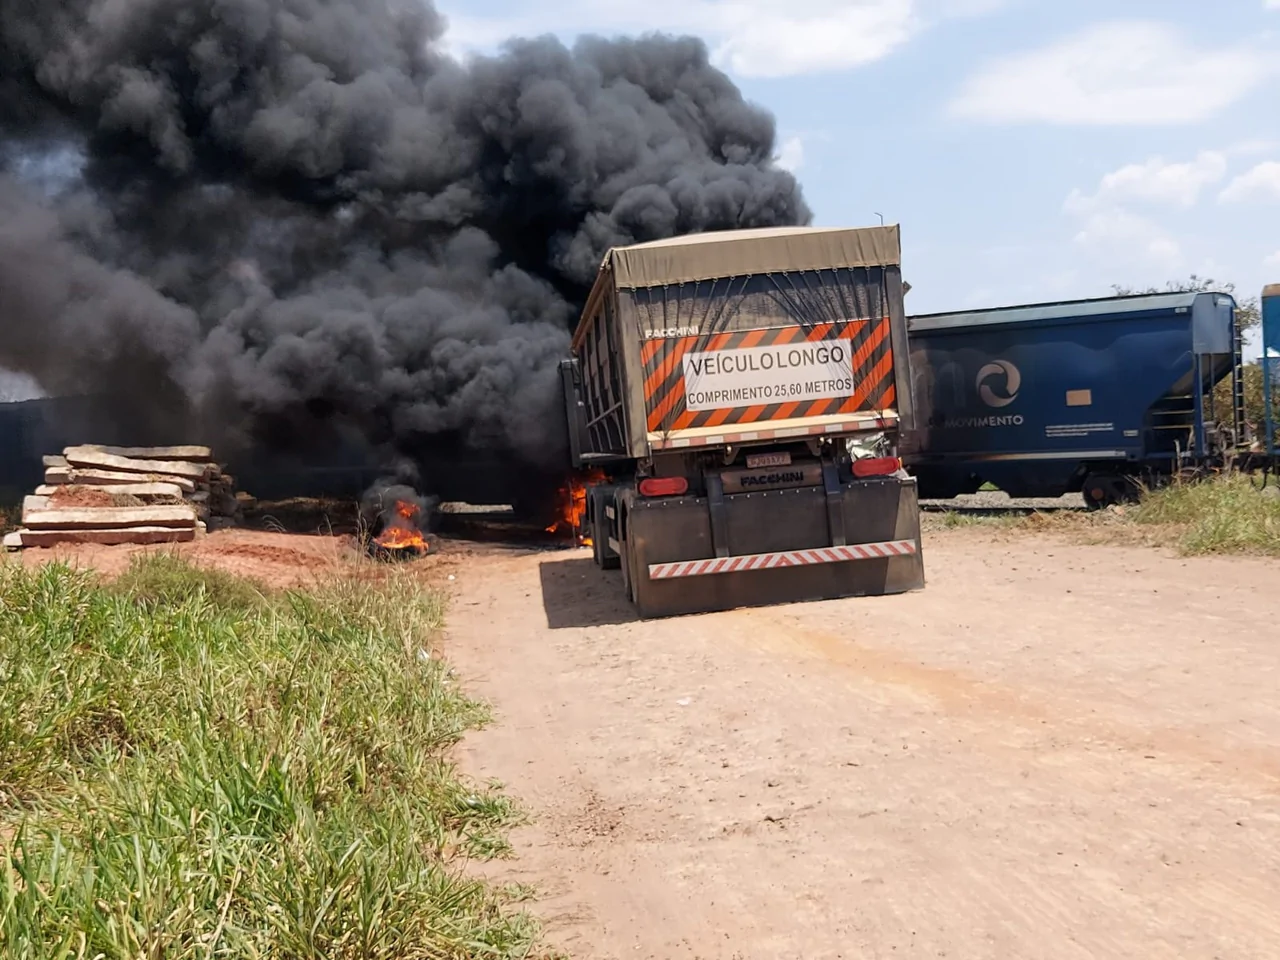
[599,225,912,453]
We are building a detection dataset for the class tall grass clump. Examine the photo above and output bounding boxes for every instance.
[1134,473,1280,556]
[111,550,268,612]
[0,554,539,959]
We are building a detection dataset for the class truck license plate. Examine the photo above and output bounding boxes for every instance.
[746,452,791,469]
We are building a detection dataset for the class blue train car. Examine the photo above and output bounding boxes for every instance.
[1263,284,1280,456]
[901,291,1243,508]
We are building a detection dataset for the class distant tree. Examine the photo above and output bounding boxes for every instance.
[1111,277,1269,440]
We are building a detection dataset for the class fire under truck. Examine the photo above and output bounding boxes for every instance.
[559,225,925,618]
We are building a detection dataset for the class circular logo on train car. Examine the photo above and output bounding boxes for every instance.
[976,360,1021,408]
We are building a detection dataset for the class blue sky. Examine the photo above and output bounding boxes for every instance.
[440,0,1280,317]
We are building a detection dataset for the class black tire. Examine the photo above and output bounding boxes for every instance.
[591,520,604,566]
[619,520,635,603]
[599,531,621,571]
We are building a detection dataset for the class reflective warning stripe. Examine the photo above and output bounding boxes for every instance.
[647,540,918,580]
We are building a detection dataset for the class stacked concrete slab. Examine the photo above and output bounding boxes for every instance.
[4,444,249,550]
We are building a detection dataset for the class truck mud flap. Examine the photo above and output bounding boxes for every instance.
[625,477,925,619]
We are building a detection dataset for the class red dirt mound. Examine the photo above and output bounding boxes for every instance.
[49,486,135,508]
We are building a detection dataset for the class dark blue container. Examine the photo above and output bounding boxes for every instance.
[902,291,1240,505]
[1262,284,1280,456]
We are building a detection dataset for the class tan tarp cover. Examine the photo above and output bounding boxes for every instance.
[606,224,901,289]
[1264,283,1280,298]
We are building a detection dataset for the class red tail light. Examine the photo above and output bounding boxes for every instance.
[638,477,689,497]
[852,456,901,479]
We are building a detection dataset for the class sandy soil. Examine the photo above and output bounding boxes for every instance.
[447,528,1280,960]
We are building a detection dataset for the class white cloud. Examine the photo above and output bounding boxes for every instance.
[1225,138,1280,159]
[1059,155,1218,271]
[1065,204,1182,269]
[708,1,919,77]
[1083,152,1228,208]
[439,0,1006,77]
[1220,162,1280,203]
[773,136,805,173]
[951,21,1273,124]
[1057,154,1280,319]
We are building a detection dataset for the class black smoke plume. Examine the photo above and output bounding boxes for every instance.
[0,0,809,483]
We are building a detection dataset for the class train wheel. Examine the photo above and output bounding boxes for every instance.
[1083,473,1136,511]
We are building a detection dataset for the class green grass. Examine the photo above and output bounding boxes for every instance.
[0,554,541,959]
[1133,473,1280,556]
[112,550,270,612]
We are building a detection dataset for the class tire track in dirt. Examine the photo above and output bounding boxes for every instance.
[736,610,1280,788]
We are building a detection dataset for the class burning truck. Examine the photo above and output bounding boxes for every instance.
[558,225,926,618]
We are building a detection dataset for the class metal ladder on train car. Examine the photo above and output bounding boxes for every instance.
[1231,313,1248,448]
[1157,319,1245,469]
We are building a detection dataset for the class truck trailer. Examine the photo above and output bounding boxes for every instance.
[900,291,1246,508]
[558,225,925,618]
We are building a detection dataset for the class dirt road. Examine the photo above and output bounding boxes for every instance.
[448,529,1280,959]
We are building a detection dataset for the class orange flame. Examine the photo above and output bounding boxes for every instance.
[546,469,607,546]
[374,499,429,553]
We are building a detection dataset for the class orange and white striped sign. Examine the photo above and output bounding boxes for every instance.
[641,319,896,435]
